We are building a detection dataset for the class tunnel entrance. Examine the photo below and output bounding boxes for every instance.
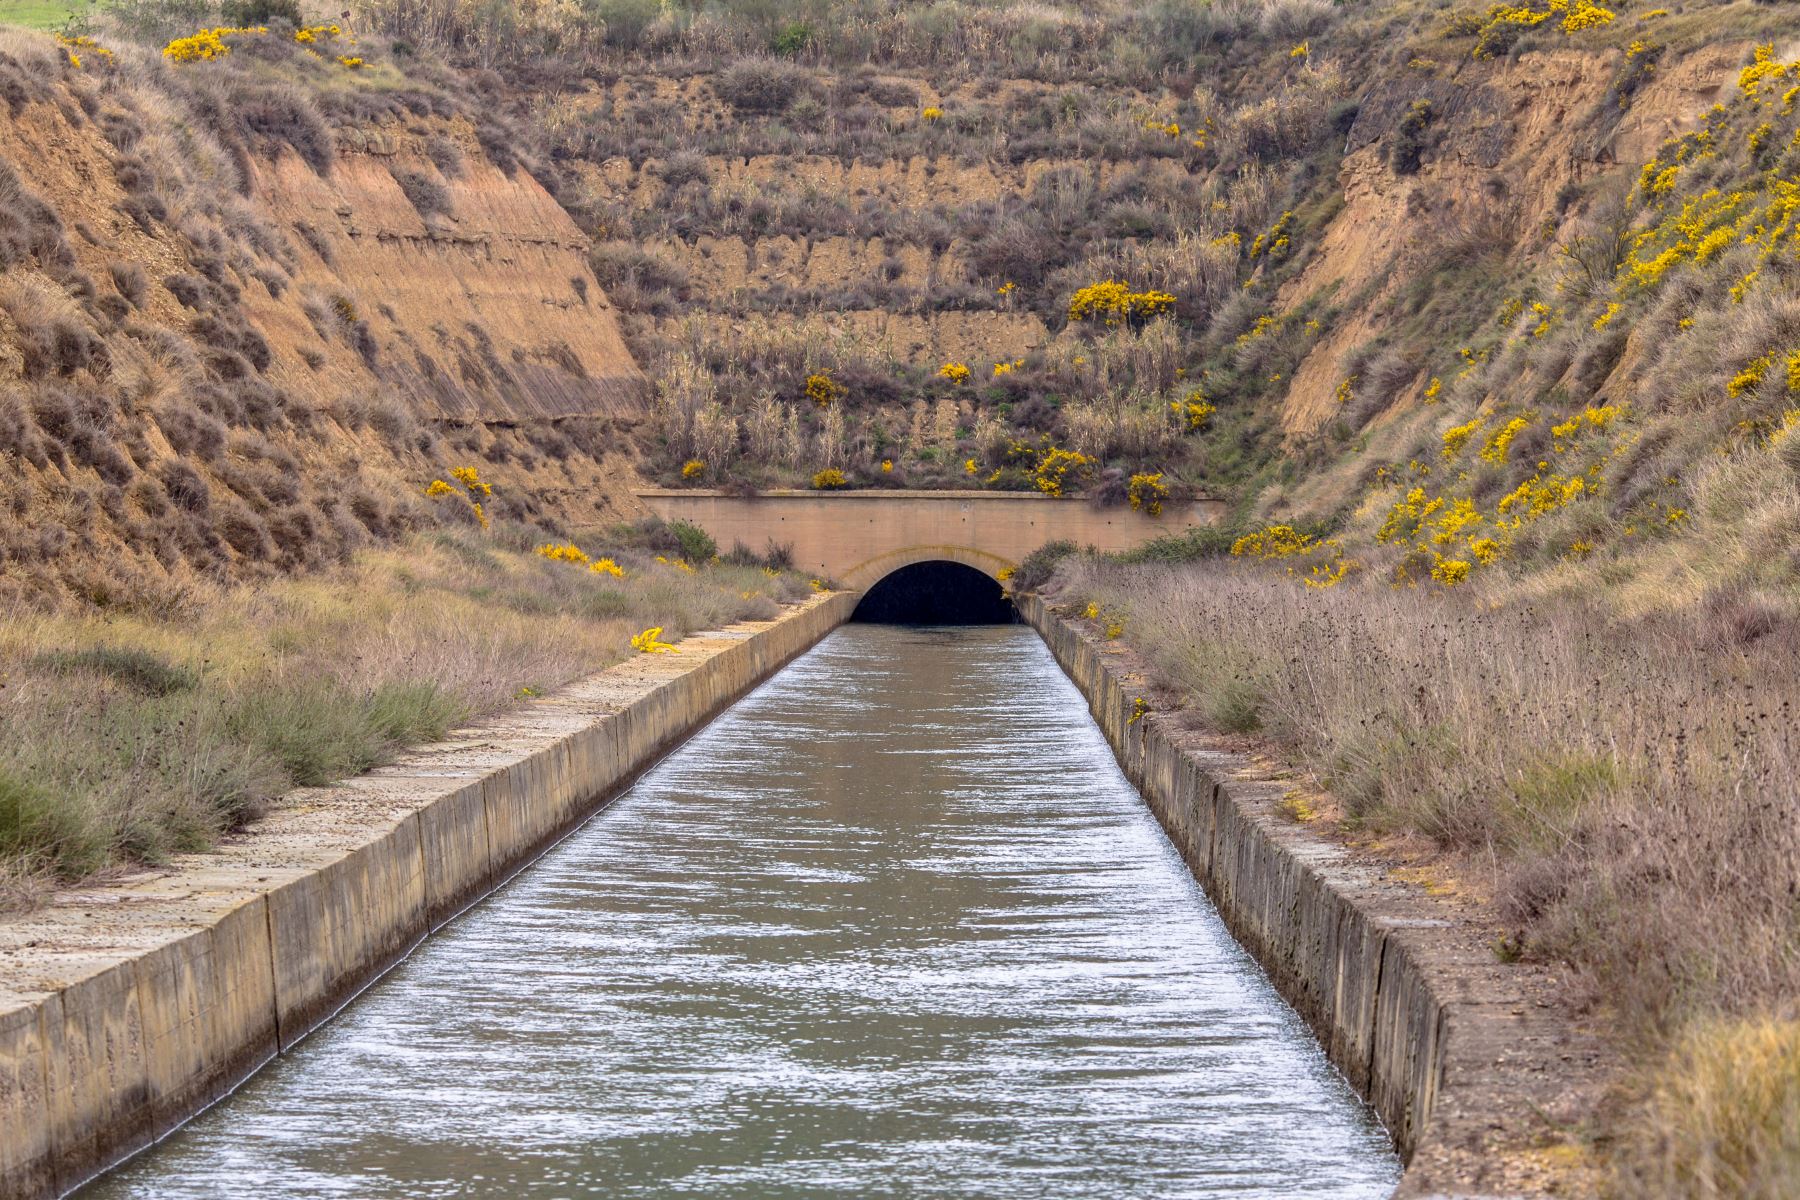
[851,560,1016,624]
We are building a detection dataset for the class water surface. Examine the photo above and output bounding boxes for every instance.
[88,625,1399,1198]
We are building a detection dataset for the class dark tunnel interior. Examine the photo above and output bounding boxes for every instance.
[850,560,1017,624]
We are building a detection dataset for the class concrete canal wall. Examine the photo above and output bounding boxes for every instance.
[0,593,857,1199]
[1021,594,1589,1200]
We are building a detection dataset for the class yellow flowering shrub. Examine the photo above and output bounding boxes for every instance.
[163,26,266,63]
[1033,447,1092,496]
[1559,2,1614,33]
[1423,377,1443,404]
[1066,281,1176,326]
[1739,44,1789,97]
[1728,355,1774,398]
[937,362,970,384]
[1127,473,1168,516]
[536,541,590,564]
[426,466,491,528]
[1431,558,1472,586]
[1429,498,1484,545]
[1249,211,1294,259]
[811,467,848,489]
[1377,488,1444,544]
[921,106,943,122]
[589,558,625,577]
[1498,472,1586,521]
[1480,416,1531,464]
[1231,524,1314,559]
[55,34,112,68]
[804,372,844,408]
[681,459,705,479]
[450,466,491,496]
[1171,392,1216,432]
[630,627,679,654]
[1442,417,1483,459]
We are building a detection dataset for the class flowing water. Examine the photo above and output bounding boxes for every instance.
[86,625,1400,1199]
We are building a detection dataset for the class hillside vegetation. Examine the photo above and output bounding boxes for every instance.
[0,9,814,907]
[2,0,1798,1195]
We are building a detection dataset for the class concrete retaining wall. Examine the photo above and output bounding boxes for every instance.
[0,593,856,1199]
[1020,594,1583,1199]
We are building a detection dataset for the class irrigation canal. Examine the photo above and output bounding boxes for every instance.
[84,624,1398,1198]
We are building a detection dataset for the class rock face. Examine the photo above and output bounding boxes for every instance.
[252,135,645,423]
[0,57,648,604]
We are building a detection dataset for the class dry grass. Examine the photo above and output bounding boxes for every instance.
[0,526,810,908]
[1055,555,1800,1194]
[1622,1016,1800,1200]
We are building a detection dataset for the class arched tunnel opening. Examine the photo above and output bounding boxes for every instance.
[851,560,1017,625]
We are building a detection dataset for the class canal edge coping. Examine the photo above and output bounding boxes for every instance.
[1019,593,1600,1200]
[0,591,858,1199]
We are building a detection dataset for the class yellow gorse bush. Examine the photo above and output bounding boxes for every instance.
[1033,447,1092,496]
[1066,280,1175,327]
[1127,472,1169,516]
[163,26,267,63]
[1250,211,1294,260]
[1172,391,1216,432]
[937,361,971,384]
[1480,416,1531,463]
[803,372,844,408]
[425,465,491,527]
[681,459,705,479]
[630,627,679,654]
[56,34,112,68]
[1442,417,1483,459]
[536,541,590,564]
[810,467,848,489]
[1231,525,1314,559]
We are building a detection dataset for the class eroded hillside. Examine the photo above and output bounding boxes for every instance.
[534,0,1796,594]
[0,24,648,606]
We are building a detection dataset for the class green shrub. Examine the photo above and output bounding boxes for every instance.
[226,680,461,788]
[670,518,718,564]
[1011,539,1078,593]
[221,0,303,27]
[33,646,198,696]
[0,769,104,880]
[1115,524,1245,563]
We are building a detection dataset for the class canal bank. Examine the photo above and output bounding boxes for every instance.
[0,592,856,1199]
[3,582,1592,1200]
[1018,594,1599,1199]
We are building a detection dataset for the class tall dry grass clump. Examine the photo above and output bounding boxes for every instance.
[1622,1016,1800,1199]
